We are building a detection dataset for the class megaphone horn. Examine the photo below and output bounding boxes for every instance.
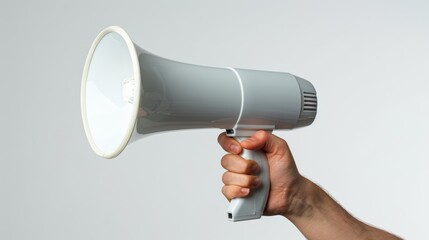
[81,26,317,222]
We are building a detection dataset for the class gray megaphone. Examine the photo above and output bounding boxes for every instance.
[81,26,317,222]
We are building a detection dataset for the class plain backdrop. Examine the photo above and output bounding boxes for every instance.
[1,1,428,239]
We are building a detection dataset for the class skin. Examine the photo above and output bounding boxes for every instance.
[218,130,402,240]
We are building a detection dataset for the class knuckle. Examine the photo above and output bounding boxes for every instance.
[221,185,227,194]
[221,186,231,200]
[220,154,231,169]
[222,185,238,199]
[217,132,226,144]
[273,134,289,148]
[230,186,240,196]
[261,130,270,139]
[279,138,288,148]
[221,172,230,184]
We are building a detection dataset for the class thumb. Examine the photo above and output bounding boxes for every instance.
[240,130,289,155]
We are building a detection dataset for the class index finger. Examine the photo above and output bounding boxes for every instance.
[217,132,242,154]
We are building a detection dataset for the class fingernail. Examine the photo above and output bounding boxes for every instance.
[241,188,250,194]
[253,177,261,187]
[252,164,260,173]
[230,144,240,153]
[242,137,255,143]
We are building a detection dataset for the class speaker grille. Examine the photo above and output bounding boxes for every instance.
[303,92,317,111]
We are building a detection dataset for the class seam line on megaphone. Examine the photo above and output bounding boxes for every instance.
[227,67,244,130]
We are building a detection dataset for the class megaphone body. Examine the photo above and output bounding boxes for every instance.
[81,26,317,222]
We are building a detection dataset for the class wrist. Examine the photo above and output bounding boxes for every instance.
[280,178,403,240]
[282,176,319,219]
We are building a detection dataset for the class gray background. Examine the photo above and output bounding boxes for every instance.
[1,0,428,239]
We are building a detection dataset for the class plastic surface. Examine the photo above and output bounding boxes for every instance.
[232,69,303,130]
[81,26,318,222]
[227,136,270,222]
[81,26,317,160]
[81,27,141,158]
[135,52,242,134]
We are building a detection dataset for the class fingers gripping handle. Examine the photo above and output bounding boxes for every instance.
[227,136,270,221]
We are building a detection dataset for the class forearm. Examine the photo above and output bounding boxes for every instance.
[284,177,402,240]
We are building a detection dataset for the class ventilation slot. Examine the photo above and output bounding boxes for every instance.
[303,92,317,111]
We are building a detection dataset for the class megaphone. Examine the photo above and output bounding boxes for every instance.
[81,26,317,222]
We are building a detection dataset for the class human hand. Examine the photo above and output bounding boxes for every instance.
[218,130,304,216]
[219,131,403,239]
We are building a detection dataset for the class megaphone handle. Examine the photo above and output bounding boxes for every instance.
[227,136,270,221]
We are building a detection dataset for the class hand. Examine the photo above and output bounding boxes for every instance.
[218,130,304,216]
[219,131,402,239]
